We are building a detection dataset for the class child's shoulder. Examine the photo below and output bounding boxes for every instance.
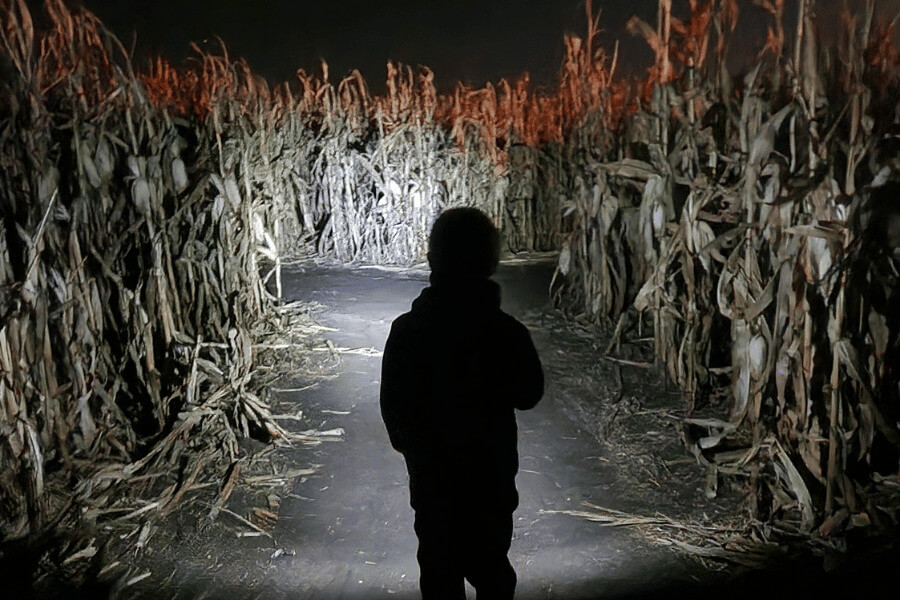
[496,309,528,330]
[389,310,415,330]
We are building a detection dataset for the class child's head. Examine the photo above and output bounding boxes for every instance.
[428,208,500,280]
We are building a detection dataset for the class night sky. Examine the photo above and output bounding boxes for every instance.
[33,1,900,92]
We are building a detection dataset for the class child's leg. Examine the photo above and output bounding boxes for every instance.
[415,509,467,600]
[464,511,516,600]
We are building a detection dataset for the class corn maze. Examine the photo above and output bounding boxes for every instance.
[1,0,898,569]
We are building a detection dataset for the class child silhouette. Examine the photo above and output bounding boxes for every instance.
[381,207,544,599]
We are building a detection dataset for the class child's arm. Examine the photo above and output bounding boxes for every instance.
[380,319,417,453]
[507,321,544,411]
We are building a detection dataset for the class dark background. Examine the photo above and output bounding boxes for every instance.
[29,1,900,91]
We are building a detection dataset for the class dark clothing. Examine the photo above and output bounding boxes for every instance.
[415,508,515,600]
[380,277,544,599]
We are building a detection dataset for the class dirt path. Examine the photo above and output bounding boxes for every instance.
[114,258,899,600]
[79,258,899,600]
[271,259,699,599]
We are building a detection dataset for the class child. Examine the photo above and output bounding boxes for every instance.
[380,207,544,599]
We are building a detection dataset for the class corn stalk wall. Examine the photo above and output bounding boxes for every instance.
[137,1,622,265]
[554,0,900,532]
[0,0,307,541]
[159,84,568,267]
